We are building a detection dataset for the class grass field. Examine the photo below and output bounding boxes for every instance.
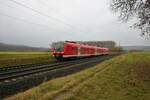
[0,52,53,67]
[6,52,150,100]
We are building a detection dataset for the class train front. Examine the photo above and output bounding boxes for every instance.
[51,42,64,60]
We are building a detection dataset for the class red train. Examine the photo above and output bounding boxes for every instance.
[51,41,109,60]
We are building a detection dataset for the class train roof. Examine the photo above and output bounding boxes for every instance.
[52,41,108,50]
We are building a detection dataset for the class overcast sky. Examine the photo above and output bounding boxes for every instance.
[0,0,149,47]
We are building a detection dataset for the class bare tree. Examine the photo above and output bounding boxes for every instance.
[110,0,150,38]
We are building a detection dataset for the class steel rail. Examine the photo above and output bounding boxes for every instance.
[0,56,103,82]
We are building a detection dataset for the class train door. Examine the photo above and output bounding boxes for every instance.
[64,44,72,55]
[68,45,72,55]
[78,47,81,56]
[72,47,77,55]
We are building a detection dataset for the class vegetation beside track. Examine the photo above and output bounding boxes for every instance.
[6,52,150,100]
[0,52,53,67]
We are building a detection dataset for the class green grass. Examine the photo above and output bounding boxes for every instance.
[0,52,48,55]
[0,52,53,67]
[6,52,150,100]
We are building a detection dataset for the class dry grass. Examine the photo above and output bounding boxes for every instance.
[6,52,150,100]
[0,52,52,67]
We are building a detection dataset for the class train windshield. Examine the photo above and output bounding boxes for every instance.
[51,42,64,52]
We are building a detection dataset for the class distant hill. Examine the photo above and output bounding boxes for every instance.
[122,46,150,51]
[0,42,49,52]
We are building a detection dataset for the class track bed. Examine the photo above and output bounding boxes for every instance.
[0,54,118,99]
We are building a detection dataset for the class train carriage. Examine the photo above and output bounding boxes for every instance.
[51,41,108,60]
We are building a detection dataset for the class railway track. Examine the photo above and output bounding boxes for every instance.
[0,60,57,72]
[0,57,101,82]
[0,55,116,99]
[0,57,96,72]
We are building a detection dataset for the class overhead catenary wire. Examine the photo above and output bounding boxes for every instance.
[0,0,90,40]
[0,2,78,34]
[8,0,86,34]
[35,0,86,35]
[36,0,56,12]
[35,0,91,40]
[0,1,54,25]
[0,12,75,34]
[36,0,72,27]
[0,12,54,29]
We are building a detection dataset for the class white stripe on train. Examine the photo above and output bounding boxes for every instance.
[63,52,108,58]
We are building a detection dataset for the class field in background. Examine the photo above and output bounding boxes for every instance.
[0,52,53,67]
[6,52,150,100]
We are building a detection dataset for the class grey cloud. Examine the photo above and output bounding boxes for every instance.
[0,0,149,47]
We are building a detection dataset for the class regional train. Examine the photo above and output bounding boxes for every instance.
[51,41,109,60]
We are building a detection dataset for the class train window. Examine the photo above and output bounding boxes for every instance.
[81,48,84,54]
[84,48,87,54]
[80,48,83,53]
[51,42,64,52]
[72,47,77,54]
[87,48,89,53]
[78,48,81,54]
[82,48,86,54]
[93,49,95,53]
